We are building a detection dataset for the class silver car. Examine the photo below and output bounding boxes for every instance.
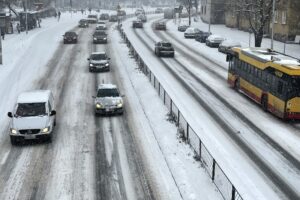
[94,84,124,115]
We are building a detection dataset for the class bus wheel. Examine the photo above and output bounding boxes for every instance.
[261,95,268,111]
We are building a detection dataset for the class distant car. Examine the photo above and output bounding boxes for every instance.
[7,90,56,145]
[96,24,106,31]
[97,21,107,29]
[178,24,189,32]
[94,84,124,115]
[88,52,110,72]
[132,20,143,28]
[137,14,147,22]
[154,41,175,57]
[155,8,163,13]
[63,31,78,44]
[155,22,166,30]
[135,8,145,16]
[109,15,118,22]
[88,14,98,20]
[184,27,201,38]
[93,30,108,44]
[78,19,89,28]
[195,31,211,43]
[206,35,225,47]
[118,10,126,16]
[100,13,109,20]
[87,18,97,24]
[218,40,241,54]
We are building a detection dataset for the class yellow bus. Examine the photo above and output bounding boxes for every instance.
[227,47,300,120]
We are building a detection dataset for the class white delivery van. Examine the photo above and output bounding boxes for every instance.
[7,90,56,145]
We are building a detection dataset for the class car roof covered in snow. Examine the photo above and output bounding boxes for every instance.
[97,84,117,90]
[17,90,52,103]
[91,51,106,55]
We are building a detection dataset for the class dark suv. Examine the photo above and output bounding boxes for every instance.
[155,22,166,30]
[78,19,89,28]
[100,13,109,20]
[63,31,78,44]
[132,20,143,28]
[109,15,118,22]
[88,52,110,72]
[93,30,107,44]
[154,41,174,57]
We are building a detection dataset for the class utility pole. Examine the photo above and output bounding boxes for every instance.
[271,0,275,49]
[25,0,28,34]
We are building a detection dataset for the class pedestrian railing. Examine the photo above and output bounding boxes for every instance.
[118,14,244,200]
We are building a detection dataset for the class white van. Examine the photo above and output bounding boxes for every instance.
[7,90,56,145]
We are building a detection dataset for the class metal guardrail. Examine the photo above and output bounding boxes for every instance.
[118,14,244,200]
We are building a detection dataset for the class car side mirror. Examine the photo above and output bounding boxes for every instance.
[50,110,56,116]
[7,112,13,118]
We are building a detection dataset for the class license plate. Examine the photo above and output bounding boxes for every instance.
[25,135,36,139]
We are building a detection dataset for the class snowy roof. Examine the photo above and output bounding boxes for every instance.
[91,51,106,55]
[17,90,51,103]
[97,84,117,90]
[240,48,300,67]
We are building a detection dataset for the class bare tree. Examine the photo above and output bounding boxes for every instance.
[178,0,194,25]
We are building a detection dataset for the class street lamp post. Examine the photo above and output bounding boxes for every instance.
[271,0,275,49]
[25,0,28,34]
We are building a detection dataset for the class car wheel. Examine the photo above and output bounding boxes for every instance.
[171,53,175,58]
[10,136,18,145]
[46,134,52,143]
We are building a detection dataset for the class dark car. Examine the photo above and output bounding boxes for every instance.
[93,30,108,44]
[132,20,143,28]
[155,8,163,13]
[63,31,78,44]
[155,22,166,30]
[94,84,124,115]
[88,52,110,72]
[78,19,89,28]
[109,15,118,22]
[154,41,174,57]
[178,24,189,32]
[87,18,97,24]
[88,14,98,20]
[100,13,109,20]
[195,31,211,43]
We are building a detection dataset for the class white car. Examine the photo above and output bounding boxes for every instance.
[218,40,241,53]
[7,90,56,145]
[97,21,107,29]
[206,34,225,47]
[184,27,201,38]
[94,84,124,115]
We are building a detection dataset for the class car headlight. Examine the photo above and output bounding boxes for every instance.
[10,128,17,134]
[90,63,93,67]
[117,101,123,108]
[103,38,107,40]
[96,103,102,108]
[42,127,50,133]
[105,63,109,66]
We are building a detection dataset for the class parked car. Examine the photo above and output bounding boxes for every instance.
[206,35,225,47]
[93,30,108,44]
[132,20,143,28]
[154,41,175,57]
[63,31,78,44]
[78,19,89,28]
[178,24,189,32]
[218,40,241,54]
[184,27,201,38]
[137,14,147,22]
[100,13,109,20]
[88,52,110,72]
[7,90,56,145]
[155,22,166,30]
[155,8,163,13]
[109,15,118,22]
[195,31,211,43]
[94,84,124,115]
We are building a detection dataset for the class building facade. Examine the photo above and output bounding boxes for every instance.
[200,0,225,24]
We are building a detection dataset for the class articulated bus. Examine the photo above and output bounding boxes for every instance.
[227,47,300,120]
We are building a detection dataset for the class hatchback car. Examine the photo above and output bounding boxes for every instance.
[93,30,107,44]
[184,27,201,38]
[178,24,189,32]
[195,31,211,43]
[206,34,225,47]
[88,52,110,72]
[154,41,175,57]
[78,19,89,28]
[7,90,56,145]
[100,13,109,20]
[94,84,124,115]
[63,31,78,44]
[218,40,241,54]
[155,22,166,30]
[132,20,143,28]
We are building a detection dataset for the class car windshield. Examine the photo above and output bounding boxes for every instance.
[91,54,106,60]
[65,32,76,36]
[97,88,119,97]
[162,43,172,47]
[16,103,46,117]
[94,31,106,35]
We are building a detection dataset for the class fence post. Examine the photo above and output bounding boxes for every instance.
[158,82,160,96]
[170,99,173,113]
[149,71,152,82]
[177,110,180,127]
[199,139,202,159]
[231,186,236,200]
[163,90,166,104]
[212,159,216,181]
[154,76,156,88]
[186,123,189,142]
